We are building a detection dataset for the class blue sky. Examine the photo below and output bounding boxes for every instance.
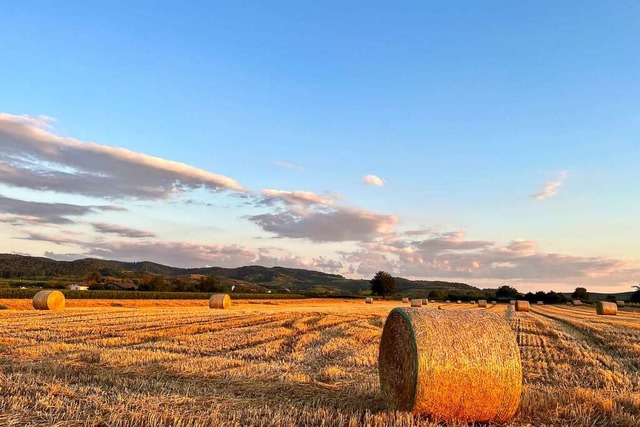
[1,2,639,292]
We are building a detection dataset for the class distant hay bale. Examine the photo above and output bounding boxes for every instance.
[379,307,522,422]
[572,300,582,306]
[595,301,617,316]
[457,300,462,304]
[616,300,625,307]
[566,302,572,305]
[515,300,530,312]
[411,299,423,307]
[446,300,450,303]
[491,301,497,305]
[111,302,124,307]
[365,297,374,304]
[422,298,428,305]
[430,299,436,303]
[0,304,8,310]
[402,298,409,303]
[509,300,516,305]
[470,301,476,304]
[438,305,444,310]
[32,290,65,311]
[209,294,231,309]
[477,300,487,308]
[537,301,544,305]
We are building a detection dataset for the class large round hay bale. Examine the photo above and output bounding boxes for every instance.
[537,301,544,305]
[365,297,374,304]
[515,300,530,312]
[379,308,522,422]
[402,297,409,303]
[478,300,487,308]
[616,300,625,307]
[595,301,617,315]
[421,298,428,305]
[209,294,231,309]
[572,300,582,306]
[32,290,65,311]
[411,299,422,307]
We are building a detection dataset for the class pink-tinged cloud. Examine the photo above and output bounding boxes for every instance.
[0,113,246,199]
[91,223,156,239]
[531,171,568,200]
[261,189,336,207]
[362,174,385,187]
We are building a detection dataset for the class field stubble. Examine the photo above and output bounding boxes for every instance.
[0,299,639,426]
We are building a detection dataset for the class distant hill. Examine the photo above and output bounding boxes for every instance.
[0,253,478,294]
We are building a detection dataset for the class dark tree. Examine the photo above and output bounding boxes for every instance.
[197,276,224,293]
[545,291,567,304]
[496,285,520,299]
[631,285,640,303]
[370,271,396,299]
[428,289,446,299]
[524,292,536,302]
[572,287,590,301]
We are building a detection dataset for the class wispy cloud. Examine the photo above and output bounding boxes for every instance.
[260,189,336,207]
[362,174,385,187]
[0,194,123,225]
[0,114,247,200]
[530,171,568,200]
[274,160,304,171]
[91,223,156,239]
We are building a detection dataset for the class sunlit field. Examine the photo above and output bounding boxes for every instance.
[1,299,639,426]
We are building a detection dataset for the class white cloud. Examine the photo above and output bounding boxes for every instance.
[274,160,304,171]
[261,189,336,207]
[0,113,246,200]
[362,174,385,187]
[530,171,568,200]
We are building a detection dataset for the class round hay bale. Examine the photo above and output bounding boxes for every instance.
[209,294,231,309]
[515,300,530,312]
[477,300,487,308]
[0,304,8,310]
[456,300,462,304]
[509,300,516,305]
[566,302,572,305]
[595,301,617,316]
[572,299,582,306]
[32,290,65,311]
[491,301,497,305]
[438,305,444,310]
[616,300,625,307]
[446,300,450,303]
[421,298,428,305]
[470,301,476,304]
[365,297,374,304]
[411,299,423,307]
[402,297,410,303]
[379,307,522,422]
[537,301,544,305]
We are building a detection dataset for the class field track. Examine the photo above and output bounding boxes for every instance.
[1,299,639,426]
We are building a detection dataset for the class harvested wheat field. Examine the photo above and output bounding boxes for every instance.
[1,299,639,426]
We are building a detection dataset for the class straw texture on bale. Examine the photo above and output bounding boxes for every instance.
[478,300,487,308]
[595,301,617,316]
[421,299,428,305]
[616,300,625,307]
[515,300,530,312]
[32,290,65,311]
[537,301,544,305]
[509,300,516,305]
[411,299,423,307]
[379,308,522,423]
[209,294,231,309]
[402,298,410,303]
[365,297,374,304]
[572,300,582,306]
